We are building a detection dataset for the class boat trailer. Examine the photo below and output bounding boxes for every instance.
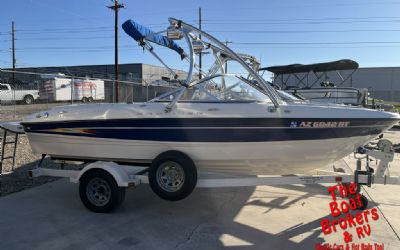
[1,122,399,213]
[28,138,400,212]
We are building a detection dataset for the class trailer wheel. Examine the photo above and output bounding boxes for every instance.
[88,97,94,102]
[82,97,88,103]
[79,169,125,213]
[24,95,34,105]
[149,151,197,201]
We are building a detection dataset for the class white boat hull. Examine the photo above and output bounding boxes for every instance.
[21,102,400,176]
[26,133,375,175]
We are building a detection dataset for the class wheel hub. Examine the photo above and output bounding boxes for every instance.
[167,169,179,180]
[156,161,185,192]
[86,178,111,206]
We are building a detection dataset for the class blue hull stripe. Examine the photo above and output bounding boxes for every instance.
[22,118,396,142]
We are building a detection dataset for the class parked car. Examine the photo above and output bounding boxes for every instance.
[0,83,39,104]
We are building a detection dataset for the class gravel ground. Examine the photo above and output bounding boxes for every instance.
[0,102,65,119]
[0,134,59,197]
[0,104,64,197]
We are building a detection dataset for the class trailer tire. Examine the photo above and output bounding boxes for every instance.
[149,151,197,201]
[23,95,34,105]
[88,97,94,102]
[79,169,125,213]
[82,97,88,103]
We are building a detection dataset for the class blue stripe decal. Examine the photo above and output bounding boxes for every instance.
[22,118,395,142]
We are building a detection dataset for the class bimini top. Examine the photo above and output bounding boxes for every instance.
[260,59,359,74]
[122,19,185,58]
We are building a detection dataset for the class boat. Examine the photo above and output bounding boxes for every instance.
[20,18,400,177]
[259,60,368,106]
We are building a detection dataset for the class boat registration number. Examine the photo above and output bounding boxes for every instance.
[290,121,350,128]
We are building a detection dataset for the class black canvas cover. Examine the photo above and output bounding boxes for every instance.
[260,59,359,74]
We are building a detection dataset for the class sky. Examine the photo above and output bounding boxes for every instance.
[1,0,400,77]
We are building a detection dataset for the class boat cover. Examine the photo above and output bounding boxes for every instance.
[260,59,359,74]
[122,19,185,57]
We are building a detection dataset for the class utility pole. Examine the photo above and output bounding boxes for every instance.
[108,0,124,103]
[198,7,202,79]
[12,21,16,84]
[224,40,232,73]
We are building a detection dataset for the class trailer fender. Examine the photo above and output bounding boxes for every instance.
[73,161,132,187]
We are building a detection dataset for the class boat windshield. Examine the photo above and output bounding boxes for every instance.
[153,75,271,103]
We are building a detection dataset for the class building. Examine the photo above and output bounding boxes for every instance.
[270,67,400,102]
[348,67,400,102]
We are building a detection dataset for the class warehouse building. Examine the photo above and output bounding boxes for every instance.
[347,67,400,102]
[269,66,400,102]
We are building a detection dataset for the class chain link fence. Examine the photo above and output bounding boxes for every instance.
[0,71,180,122]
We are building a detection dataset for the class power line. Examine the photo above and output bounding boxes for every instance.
[12,44,134,50]
[2,16,399,30]
[1,22,179,35]
[12,36,117,41]
[0,46,178,53]
[205,29,400,34]
[230,45,400,49]
[15,26,112,32]
[232,41,400,45]
[1,42,400,55]
[201,19,400,25]
[6,40,400,51]
[200,1,400,11]
[1,46,398,55]
[2,29,398,44]
[3,16,399,36]
[9,29,114,35]
[3,28,400,41]
[203,16,400,22]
